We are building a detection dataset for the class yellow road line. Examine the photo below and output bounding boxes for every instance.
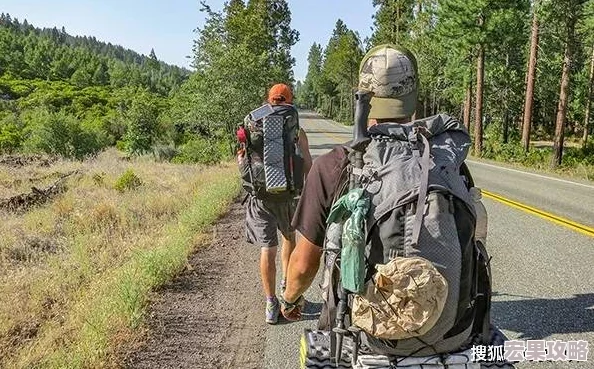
[482,190,594,238]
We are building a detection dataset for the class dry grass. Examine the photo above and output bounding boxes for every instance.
[0,148,241,368]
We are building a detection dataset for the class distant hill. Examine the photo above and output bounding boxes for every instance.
[0,12,189,96]
[0,13,196,158]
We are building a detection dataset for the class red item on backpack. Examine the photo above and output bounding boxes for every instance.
[237,126,247,143]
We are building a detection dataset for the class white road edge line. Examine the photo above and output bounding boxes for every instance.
[467,160,594,190]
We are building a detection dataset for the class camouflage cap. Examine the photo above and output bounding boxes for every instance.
[358,44,418,119]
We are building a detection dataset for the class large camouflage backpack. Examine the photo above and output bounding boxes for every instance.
[319,114,493,359]
[237,103,304,199]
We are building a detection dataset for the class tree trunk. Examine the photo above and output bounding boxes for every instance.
[350,63,355,121]
[503,111,510,144]
[503,53,510,144]
[522,12,539,153]
[423,96,428,118]
[474,44,485,156]
[432,87,437,115]
[583,44,594,146]
[552,37,574,167]
[463,78,472,131]
[396,5,400,41]
[340,92,344,120]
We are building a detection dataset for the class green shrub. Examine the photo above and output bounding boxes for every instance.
[563,141,594,166]
[0,114,23,153]
[152,143,180,162]
[122,93,159,155]
[172,136,229,165]
[522,148,550,167]
[114,169,142,192]
[22,108,103,159]
[115,140,127,151]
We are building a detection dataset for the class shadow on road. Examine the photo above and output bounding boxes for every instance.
[274,300,323,325]
[492,292,594,340]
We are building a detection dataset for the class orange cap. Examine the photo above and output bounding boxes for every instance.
[268,83,293,104]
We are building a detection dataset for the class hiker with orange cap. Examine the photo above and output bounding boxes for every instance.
[236,83,312,324]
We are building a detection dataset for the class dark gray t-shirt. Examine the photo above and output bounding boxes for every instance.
[291,146,349,247]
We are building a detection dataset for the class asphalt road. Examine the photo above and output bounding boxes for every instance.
[264,112,594,369]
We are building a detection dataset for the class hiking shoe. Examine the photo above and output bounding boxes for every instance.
[265,296,280,324]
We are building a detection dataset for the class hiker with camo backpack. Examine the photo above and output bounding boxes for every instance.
[237,83,312,324]
[280,45,499,365]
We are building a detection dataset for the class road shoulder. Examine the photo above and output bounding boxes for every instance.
[123,201,266,369]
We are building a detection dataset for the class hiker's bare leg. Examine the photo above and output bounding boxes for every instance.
[260,246,277,297]
[281,231,296,283]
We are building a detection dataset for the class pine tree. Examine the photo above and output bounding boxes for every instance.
[147,48,160,70]
[370,0,416,46]
[319,20,363,122]
[580,0,594,145]
[550,0,586,167]
[436,0,529,155]
[298,43,324,109]
[522,3,540,152]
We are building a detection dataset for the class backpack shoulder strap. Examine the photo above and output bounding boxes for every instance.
[330,145,352,204]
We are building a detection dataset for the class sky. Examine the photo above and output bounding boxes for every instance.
[1,0,377,81]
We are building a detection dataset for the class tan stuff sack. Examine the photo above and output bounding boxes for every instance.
[352,256,448,340]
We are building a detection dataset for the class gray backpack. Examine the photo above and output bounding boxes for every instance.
[320,114,492,359]
[237,104,304,198]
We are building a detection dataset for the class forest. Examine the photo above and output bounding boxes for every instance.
[0,13,189,159]
[2,0,594,176]
[0,1,297,164]
[296,0,594,174]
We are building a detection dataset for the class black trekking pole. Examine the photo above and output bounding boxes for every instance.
[333,90,372,366]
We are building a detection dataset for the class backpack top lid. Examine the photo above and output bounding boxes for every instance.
[367,113,469,141]
[362,114,474,229]
[246,103,297,124]
[249,103,275,122]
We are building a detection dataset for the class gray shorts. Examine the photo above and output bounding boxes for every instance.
[245,195,296,248]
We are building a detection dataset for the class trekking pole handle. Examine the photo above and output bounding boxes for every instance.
[350,90,372,190]
[352,90,373,151]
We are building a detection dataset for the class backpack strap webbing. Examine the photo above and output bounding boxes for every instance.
[411,131,431,246]
[475,240,493,344]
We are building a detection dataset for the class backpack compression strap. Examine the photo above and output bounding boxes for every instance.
[475,240,493,344]
[411,129,431,246]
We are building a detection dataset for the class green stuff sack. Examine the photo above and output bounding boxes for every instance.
[327,188,370,294]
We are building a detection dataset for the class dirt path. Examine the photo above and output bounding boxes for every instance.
[124,201,266,369]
